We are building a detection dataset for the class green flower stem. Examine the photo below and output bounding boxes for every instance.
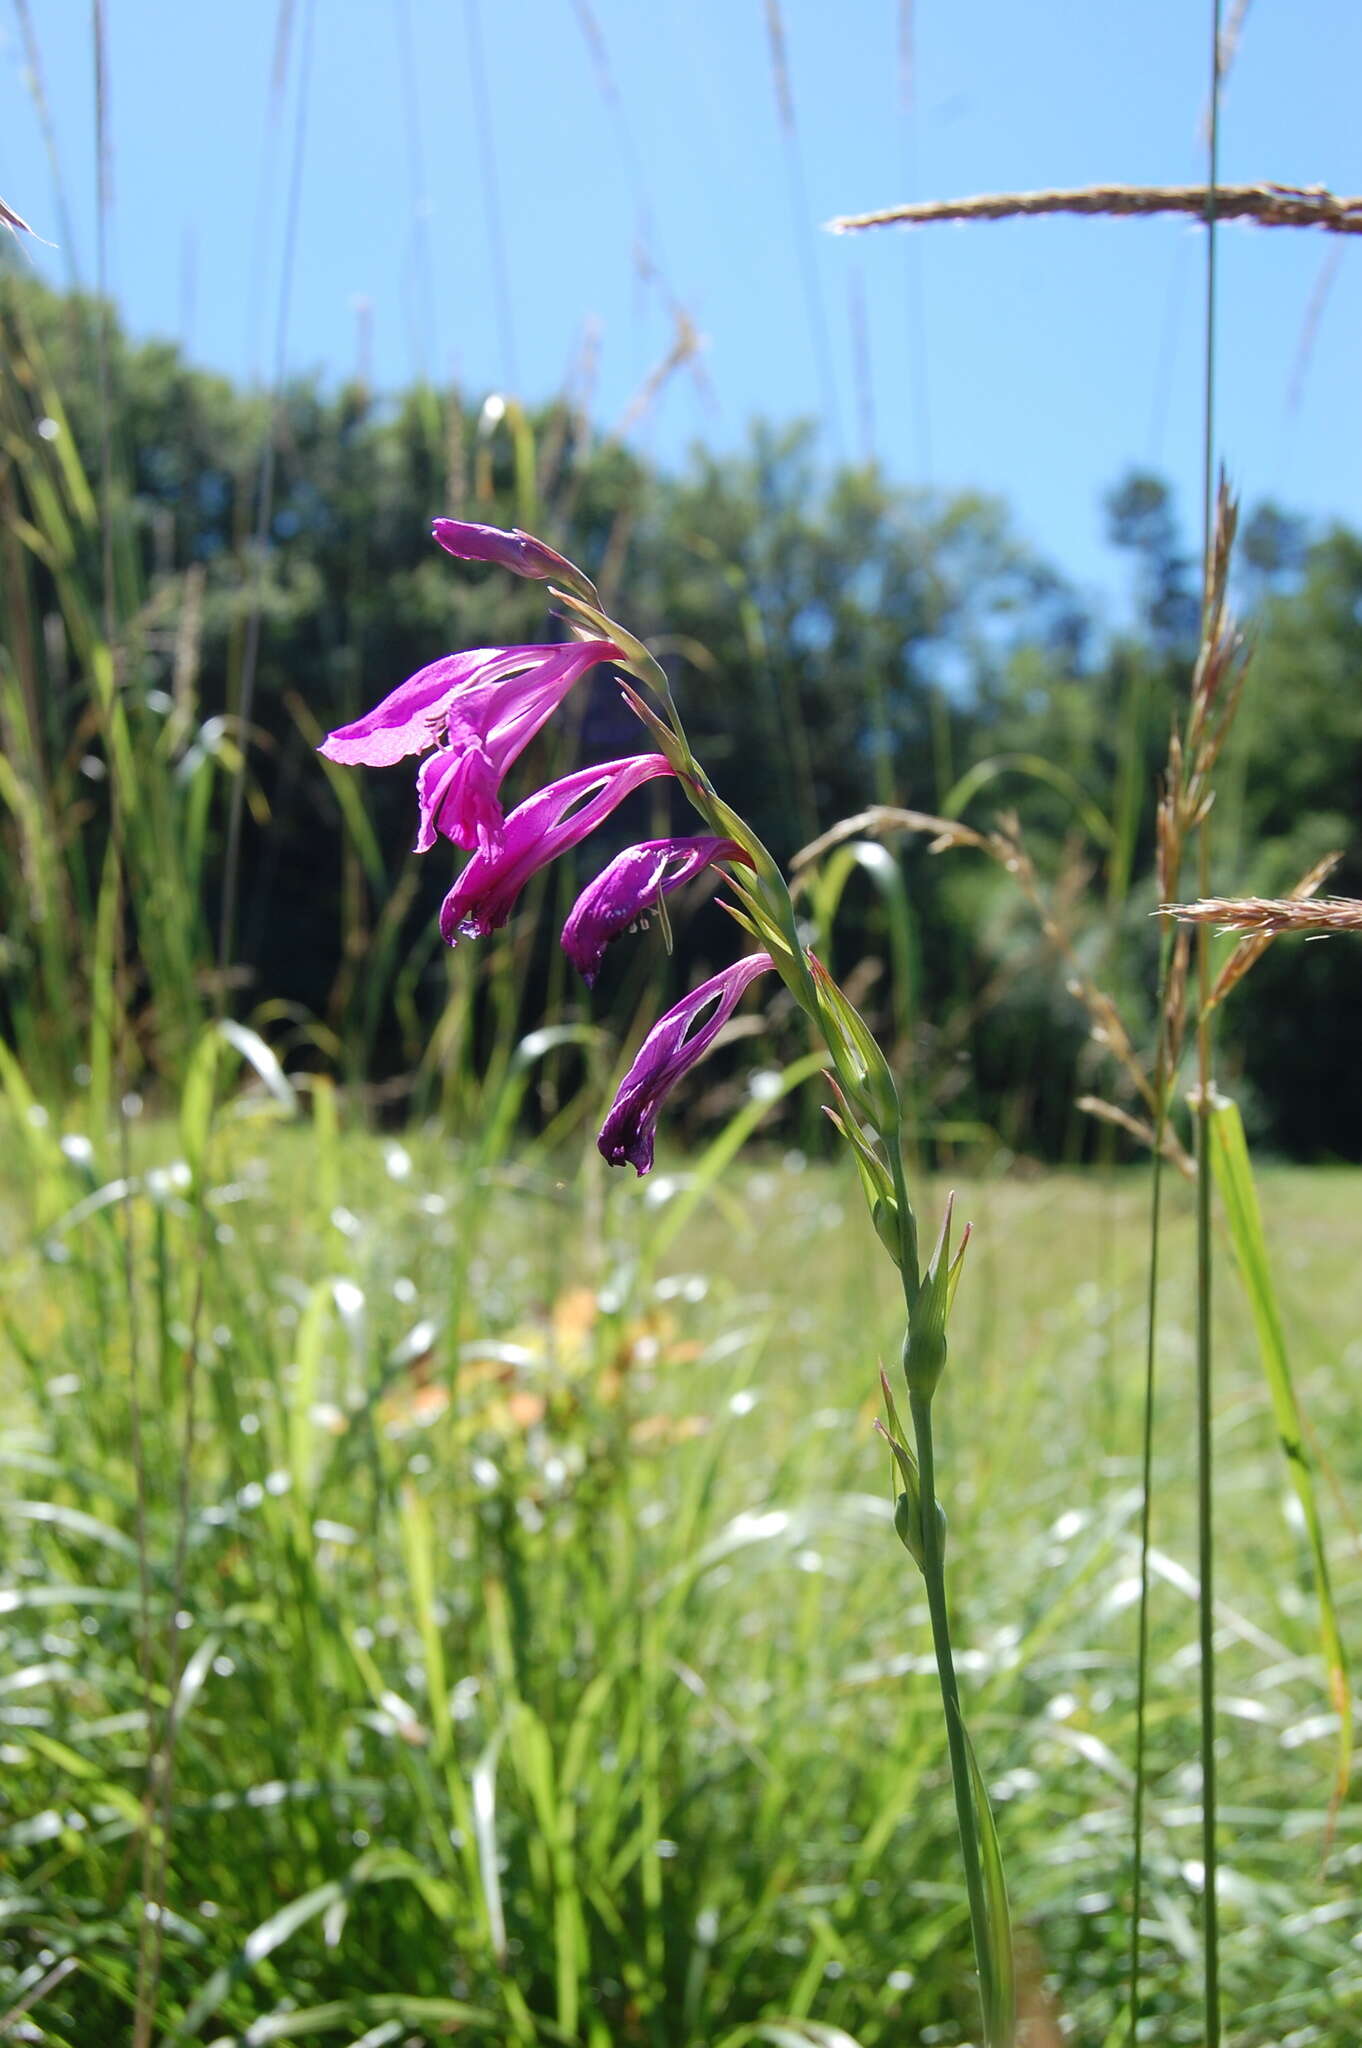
[910,1388,993,2033]
[603,592,1004,2030]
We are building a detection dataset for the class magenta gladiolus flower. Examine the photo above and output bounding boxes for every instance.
[561,836,745,986]
[597,952,775,1175]
[439,754,675,947]
[432,517,585,587]
[319,640,617,857]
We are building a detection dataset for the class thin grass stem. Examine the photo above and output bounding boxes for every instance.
[1195,834,1220,2046]
[1127,1132,1164,2038]
[219,0,316,987]
[90,9,159,2037]
[1196,8,1223,2040]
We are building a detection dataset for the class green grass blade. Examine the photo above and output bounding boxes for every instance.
[179,1018,297,1182]
[397,1482,451,1760]
[197,1996,505,2043]
[287,1281,336,1506]
[172,1848,452,2039]
[942,751,1115,851]
[1208,1095,1352,1807]
[963,1718,1016,2048]
[86,836,121,1142]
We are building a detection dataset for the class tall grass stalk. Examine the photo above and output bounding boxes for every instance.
[1194,10,1223,2037]
[219,0,316,987]
[1125,976,1170,2042]
[90,9,161,2035]
[1193,842,1219,2046]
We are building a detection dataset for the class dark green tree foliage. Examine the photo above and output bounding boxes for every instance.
[1106,470,1201,652]
[2,275,1359,1156]
[1226,527,1362,1152]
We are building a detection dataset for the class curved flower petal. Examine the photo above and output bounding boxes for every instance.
[321,639,615,772]
[597,953,775,1176]
[439,754,675,948]
[321,639,619,852]
[415,729,501,856]
[319,646,526,769]
[432,517,586,587]
[562,836,745,986]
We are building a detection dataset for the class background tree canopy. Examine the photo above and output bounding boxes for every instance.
[2,274,1358,1157]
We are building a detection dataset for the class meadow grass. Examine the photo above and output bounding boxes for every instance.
[3,1107,1357,2046]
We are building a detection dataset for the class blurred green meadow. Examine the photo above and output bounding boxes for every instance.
[3,1100,1359,2044]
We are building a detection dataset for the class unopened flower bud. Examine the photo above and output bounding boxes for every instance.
[431,518,596,599]
[903,1193,967,1401]
[894,1486,947,1572]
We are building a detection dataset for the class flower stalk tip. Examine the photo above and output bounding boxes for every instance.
[431,517,597,601]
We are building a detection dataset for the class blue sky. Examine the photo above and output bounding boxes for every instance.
[2,1,1359,615]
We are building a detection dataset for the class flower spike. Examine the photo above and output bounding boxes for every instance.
[317,513,1012,2041]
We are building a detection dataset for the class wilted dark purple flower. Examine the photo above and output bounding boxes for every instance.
[431,517,586,587]
[319,640,617,856]
[597,952,775,1175]
[439,754,675,947]
[561,836,745,986]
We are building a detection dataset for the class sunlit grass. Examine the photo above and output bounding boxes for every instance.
[3,1114,1357,2045]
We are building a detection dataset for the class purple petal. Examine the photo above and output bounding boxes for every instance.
[319,647,519,769]
[439,754,675,947]
[562,836,743,986]
[432,518,586,586]
[319,640,617,779]
[412,641,619,854]
[415,733,501,857]
[597,953,775,1175]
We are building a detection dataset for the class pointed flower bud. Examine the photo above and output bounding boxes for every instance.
[903,1193,966,1401]
[808,952,901,1133]
[823,1074,901,1264]
[876,1373,946,1573]
[431,518,595,597]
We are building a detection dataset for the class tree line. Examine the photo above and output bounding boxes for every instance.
[2,274,1358,1157]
